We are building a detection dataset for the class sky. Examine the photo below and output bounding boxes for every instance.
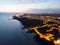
[0,0,60,12]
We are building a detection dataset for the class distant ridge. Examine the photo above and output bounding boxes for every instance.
[26,9,60,14]
[0,9,60,14]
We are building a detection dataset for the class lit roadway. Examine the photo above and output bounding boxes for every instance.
[28,18,60,45]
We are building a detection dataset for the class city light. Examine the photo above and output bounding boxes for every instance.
[54,39,60,45]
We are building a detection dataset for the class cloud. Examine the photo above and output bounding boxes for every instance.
[0,0,60,12]
[17,0,48,4]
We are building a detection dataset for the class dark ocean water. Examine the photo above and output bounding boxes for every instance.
[0,13,40,45]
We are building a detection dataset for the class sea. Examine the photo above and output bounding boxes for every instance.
[0,13,40,45]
